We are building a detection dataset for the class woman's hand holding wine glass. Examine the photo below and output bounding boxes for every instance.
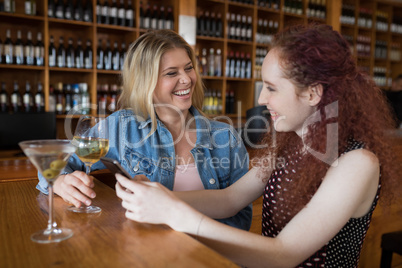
[67,115,109,213]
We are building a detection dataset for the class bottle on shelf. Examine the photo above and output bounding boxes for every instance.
[48,0,55,17]
[49,35,57,67]
[158,5,165,30]
[34,82,45,113]
[84,39,93,69]
[104,40,112,70]
[81,83,90,115]
[139,1,145,28]
[24,31,34,65]
[84,0,93,22]
[55,0,65,19]
[102,0,110,24]
[0,82,8,113]
[64,84,72,114]
[34,32,44,66]
[57,36,66,68]
[208,48,215,76]
[96,0,102,23]
[215,48,222,77]
[48,85,56,113]
[108,84,118,114]
[66,37,75,68]
[110,0,118,25]
[4,29,13,64]
[4,0,16,13]
[75,38,84,69]
[74,0,84,21]
[200,48,207,76]
[112,41,120,71]
[11,81,22,113]
[15,30,24,65]
[126,0,134,27]
[118,0,125,26]
[55,83,64,115]
[197,10,204,36]
[151,4,159,30]
[204,11,211,36]
[216,13,223,38]
[71,84,81,112]
[143,2,151,29]
[96,39,104,69]
[23,81,34,113]
[165,6,174,30]
[119,42,126,70]
[25,0,36,15]
[64,0,74,20]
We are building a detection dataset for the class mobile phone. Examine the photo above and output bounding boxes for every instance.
[100,157,132,179]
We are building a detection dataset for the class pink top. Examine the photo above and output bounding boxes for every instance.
[173,163,204,191]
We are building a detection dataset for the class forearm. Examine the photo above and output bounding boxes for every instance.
[171,202,291,268]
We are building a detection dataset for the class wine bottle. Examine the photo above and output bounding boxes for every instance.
[139,1,144,28]
[143,2,151,29]
[204,11,210,36]
[48,35,57,67]
[64,0,74,20]
[118,0,125,26]
[48,85,56,113]
[241,15,247,41]
[201,48,207,76]
[110,0,118,25]
[66,37,75,68]
[151,4,158,29]
[197,11,204,36]
[210,12,216,37]
[119,42,126,70]
[74,0,84,21]
[48,0,55,17]
[214,48,222,77]
[101,0,109,24]
[103,40,112,70]
[208,48,215,76]
[11,81,22,113]
[84,0,93,22]
[84,39,93,69]
[34,32,44,66]
[216,13,222,37]
[24,31,34,65]
[96,39,104,69]
[108,84,118,113]
[25,0,32,15]
[96,0,102,23]
[71,84,81,112]
[64,84,72,114]
[158,5,165,30]
[57,36,66,68]
[125,0,134,27]
[112,41,120,70]
[75,38,84,69]
[15,30,24,65]
[0,82,8,113]
[81,83,90,115]
[55,83,64,114]
[34,82,45,113]
[55,0,65,19]
[23,81,34,113]
[246,16,252,41]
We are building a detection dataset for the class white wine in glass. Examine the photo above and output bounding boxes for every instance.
[69,115,109,213]
[19,139,76,243]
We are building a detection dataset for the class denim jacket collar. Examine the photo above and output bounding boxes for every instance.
[137,106,213,150]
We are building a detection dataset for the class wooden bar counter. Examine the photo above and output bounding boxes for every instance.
[0,177,238,267]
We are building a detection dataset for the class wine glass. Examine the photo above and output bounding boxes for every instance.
[68,115,109,213]
[19,139,76,243]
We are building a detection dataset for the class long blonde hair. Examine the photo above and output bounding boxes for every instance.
[119,30,205,135]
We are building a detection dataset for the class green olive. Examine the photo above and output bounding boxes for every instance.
[50,160,67,171]
[42,169,60,180]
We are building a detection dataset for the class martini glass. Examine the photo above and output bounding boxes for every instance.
[19,139,76,243]
[68,115,109,213]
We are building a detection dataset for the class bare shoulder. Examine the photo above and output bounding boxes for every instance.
[337,148,379,170]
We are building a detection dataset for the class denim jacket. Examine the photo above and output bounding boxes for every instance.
[37,106,252,230]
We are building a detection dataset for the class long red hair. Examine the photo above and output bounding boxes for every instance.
[256,23,401,216]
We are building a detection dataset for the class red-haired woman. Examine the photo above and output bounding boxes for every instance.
[115,24,401,268]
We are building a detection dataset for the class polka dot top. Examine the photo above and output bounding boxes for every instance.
[262,139,381,268]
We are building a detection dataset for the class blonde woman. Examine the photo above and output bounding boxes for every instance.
[37,30,252,230]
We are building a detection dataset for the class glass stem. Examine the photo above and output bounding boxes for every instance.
[47,183,57,231]
[85,164,92,175]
